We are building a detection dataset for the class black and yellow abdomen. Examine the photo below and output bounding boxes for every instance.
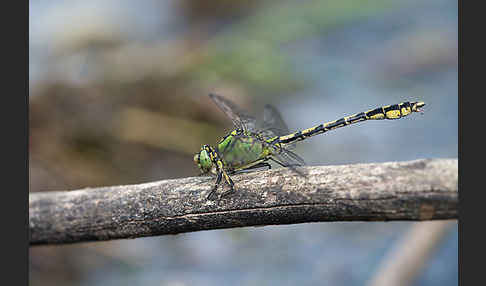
[273,101,425,145]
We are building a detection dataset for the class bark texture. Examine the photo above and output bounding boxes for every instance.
[29,158,458,245]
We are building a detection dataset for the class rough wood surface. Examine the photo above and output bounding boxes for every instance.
[29,158,458,245]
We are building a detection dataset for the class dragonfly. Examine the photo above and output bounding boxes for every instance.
[194,94,425,200]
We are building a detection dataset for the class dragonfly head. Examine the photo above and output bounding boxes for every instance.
[194,145,213,173]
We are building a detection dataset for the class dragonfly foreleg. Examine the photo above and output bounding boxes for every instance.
[219,171,235,199]
[207,157,236,200]
[207,170,223,200]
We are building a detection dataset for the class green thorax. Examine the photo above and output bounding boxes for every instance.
[216,130,273,169]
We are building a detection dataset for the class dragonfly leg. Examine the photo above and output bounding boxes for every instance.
[269,157,305,176]
[219,171,235,199]
[231,162,271,174]
[261,162,272,170]
[243,162,271,171]
[268,157,300,168]
[207,171,223,200]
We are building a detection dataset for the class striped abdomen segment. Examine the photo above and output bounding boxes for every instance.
[274,101,425,145]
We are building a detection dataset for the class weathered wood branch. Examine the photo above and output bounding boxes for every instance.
[29,158,458,246]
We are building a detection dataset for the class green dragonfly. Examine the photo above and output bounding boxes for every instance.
[194,94,425,200]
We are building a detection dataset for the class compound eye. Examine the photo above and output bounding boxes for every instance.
[199,150,212,172]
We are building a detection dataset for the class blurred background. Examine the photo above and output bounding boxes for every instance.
[29,0,458,285]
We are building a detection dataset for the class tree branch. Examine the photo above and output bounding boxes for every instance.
[29,158,458,246]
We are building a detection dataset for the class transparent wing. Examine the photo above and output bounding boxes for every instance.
[261,104,290,137]
[275,148,306,166]
[208,94,258,132]
[209,94,306,173]
[258,104,291,147]
[260,104,305,170]
[259,103,299,152]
